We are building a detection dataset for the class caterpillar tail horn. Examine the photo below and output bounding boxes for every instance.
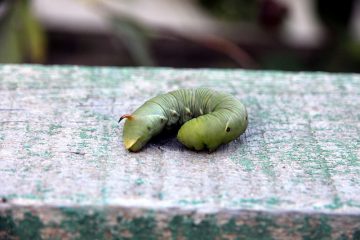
[118,114,133,123]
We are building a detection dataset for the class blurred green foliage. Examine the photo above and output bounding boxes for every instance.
[198,0,258,21]
[0,0,46,63]
[0,0,358,72]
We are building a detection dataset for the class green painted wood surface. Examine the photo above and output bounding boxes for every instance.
[0,65,359,239]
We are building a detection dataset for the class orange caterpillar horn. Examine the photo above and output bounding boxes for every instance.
[118,114,133,123]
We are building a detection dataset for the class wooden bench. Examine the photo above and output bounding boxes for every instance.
[0,65,359,239]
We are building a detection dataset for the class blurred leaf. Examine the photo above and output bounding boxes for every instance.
[0,0,46,63]
[21,0,46,62]
[0,1,22,63]
[111,17,154,66]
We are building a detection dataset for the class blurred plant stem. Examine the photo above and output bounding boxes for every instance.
[165,30,258,68]
[110,17,155,66]
[84,0,155,66]
[0,0,46,63]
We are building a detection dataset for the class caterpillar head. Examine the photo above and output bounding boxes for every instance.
[119,114,167,152]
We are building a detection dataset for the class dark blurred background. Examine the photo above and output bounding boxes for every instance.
[1,0,359,72]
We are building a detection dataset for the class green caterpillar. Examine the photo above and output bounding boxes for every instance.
[118,88,248,152]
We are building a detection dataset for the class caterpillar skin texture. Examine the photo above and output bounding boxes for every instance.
[120,88,248,152]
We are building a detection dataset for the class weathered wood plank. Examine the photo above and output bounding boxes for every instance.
[0,65,359,239]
